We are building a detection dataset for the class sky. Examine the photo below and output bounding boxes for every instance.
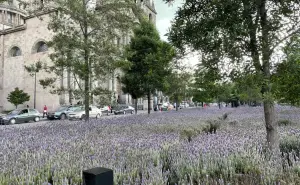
[154,0,200,69]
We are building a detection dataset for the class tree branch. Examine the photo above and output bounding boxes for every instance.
[270,28,300,54]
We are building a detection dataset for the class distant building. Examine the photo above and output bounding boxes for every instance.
[0,0,157,112]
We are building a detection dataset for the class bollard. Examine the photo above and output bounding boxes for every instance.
[83,167,113,185]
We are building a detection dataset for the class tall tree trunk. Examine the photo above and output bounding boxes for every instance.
[83,0,89,122]
[260,0,278,151]
[147,91,151,114]
[135,98,138,114]
[175,95,178,111]
[67,67,72,105]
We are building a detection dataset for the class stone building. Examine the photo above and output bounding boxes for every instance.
[0,0,157,112]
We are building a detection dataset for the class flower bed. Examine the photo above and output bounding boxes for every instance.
[1,106,300,184]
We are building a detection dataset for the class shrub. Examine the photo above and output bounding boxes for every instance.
[280,135,300,155]
[280,135,300,167]
[180,128,199,142]
[277,119,295,126]
[202,120,221,134]
[219,112,230,121]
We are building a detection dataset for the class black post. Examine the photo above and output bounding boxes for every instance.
[83,167,113,185]
[34,71,36,109]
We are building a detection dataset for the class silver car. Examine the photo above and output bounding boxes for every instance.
[68,106,102,120]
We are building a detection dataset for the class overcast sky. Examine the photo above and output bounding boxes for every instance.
[154,0,199,68]
[154,0,184,42]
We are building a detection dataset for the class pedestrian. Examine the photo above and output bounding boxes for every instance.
[43,105,48,118]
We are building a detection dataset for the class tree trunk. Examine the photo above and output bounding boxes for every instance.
[83,0,89,122]
[147,91,151,114]
[260,0,278,151]
[175,95,178,111]
[264,101,278,150]
[135,98,138,114]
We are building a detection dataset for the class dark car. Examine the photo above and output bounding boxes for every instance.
[114,105,134,115]
[47,105,78,120]
[0,108,40,125]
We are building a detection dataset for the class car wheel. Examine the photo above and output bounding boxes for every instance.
[81,114,86,120]
[60,114,66,120]
[131,110,134,114]
[96,114,101,119]
[9,118,16,125]
[34,117,40,122]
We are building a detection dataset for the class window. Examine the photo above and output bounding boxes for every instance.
[7,12,12,24]
[33,41,48,53]
[37,42,48,52]
[10,46,22,57]
[149,13,152,21]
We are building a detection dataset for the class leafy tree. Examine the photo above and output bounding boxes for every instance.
[166,0,300,151]
[164,70,191,111]
[273,35,300,106]
[24,61,43,109]
[38,0,138,121]
[122,19,175,114]
[7,88,30,109]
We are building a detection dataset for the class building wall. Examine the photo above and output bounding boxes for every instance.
[0,14,60,112]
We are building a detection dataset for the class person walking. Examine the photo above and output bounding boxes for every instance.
[43,105,48,118]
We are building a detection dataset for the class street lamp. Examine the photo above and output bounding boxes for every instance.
[24,61,43,109]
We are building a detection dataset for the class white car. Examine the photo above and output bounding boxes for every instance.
[68,106,102,120]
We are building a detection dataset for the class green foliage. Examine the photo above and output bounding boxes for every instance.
[202,120,221,134]
[121,18,175,105]
[273,35,300,106]
[7,88,30,108]
[164,70,192,107]
[180,128,200,142]
[234,73,263,106]
[24,61,44,76]
[38,0,137,119]
[280,135,300,155]
[277,119,295,126]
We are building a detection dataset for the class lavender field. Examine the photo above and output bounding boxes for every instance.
[1,106,300,185]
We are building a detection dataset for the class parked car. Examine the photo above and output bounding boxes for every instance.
[114,105,134,115]
[47,105,78,120]
[68,106,102,120]
[97,105,111,114]
[0,108,40,125]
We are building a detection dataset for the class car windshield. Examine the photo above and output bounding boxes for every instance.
[8,109,20,115]
[73,107,84,112]
[55,107,68,112]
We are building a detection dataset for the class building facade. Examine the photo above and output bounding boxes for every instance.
[0,0,157,112]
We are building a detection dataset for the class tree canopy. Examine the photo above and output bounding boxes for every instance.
[273,34,300,106]
[7,88,30,109]
[122,18,175,114]
[167,0,300,150]
[39,0,138,120]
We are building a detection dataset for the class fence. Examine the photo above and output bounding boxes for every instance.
[82,167,113,185]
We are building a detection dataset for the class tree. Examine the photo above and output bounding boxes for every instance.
[7,88,30,109]
[122,19,175,114]
[164,70,191,111]
[273,35,300,105]
[24,61,43,109]
[167,0,300,151]
[38,0,138,121]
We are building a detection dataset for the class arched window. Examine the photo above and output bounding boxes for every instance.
[10,46,22,57]
[33,41,48,53]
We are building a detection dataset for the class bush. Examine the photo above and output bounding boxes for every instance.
[280,135,300,167]
[180,128,200,142]
[277,119,295,126]
[202,120,221,134]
